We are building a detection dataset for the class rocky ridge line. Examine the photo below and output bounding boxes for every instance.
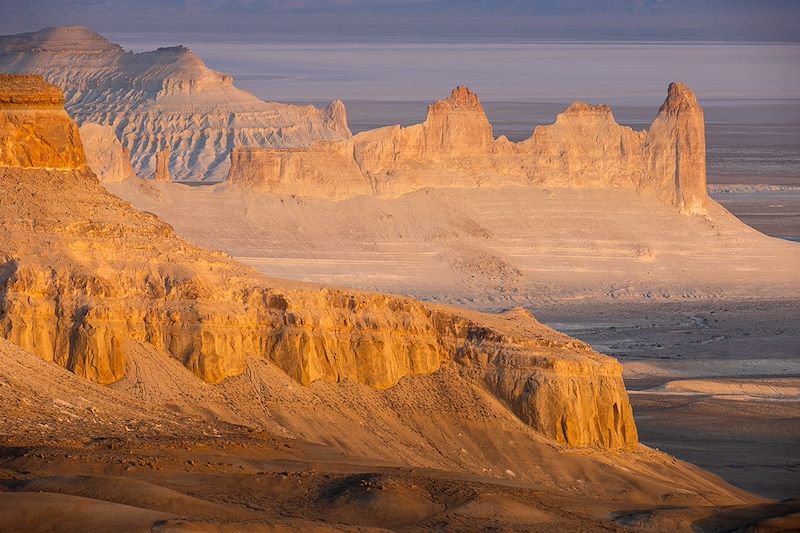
[228,83,707,214]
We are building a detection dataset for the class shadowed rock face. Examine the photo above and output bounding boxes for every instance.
[0,26,351,181]
[228,83,708,213]
[0,74,637,450]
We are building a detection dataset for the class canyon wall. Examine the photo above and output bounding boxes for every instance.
[0,75,636,449]
[228,83,708,213]
[0,26,351,181]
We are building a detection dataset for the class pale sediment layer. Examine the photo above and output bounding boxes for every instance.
[110,181,800,304]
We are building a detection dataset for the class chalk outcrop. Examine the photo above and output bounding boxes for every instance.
[227,83,708,213]
[78,122,137,182]
[0,26,351,181]
[0,75,636,449]
[154,147,172,182]
[643,82,708,214]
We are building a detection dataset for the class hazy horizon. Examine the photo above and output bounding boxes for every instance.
[3,1,800,43]
[107,38,800,105]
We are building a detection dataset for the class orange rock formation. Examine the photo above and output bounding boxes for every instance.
[228,83,708,214]
[0,74,86,169]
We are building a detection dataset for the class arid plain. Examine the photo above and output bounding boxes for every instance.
[0,26,799,532]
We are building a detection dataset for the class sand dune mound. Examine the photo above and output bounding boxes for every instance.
[0,26,351,181]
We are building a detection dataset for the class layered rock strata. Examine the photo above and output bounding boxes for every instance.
[0,74,86,169]
[0,75,637,449]
[0,26,351,181]
[228,83,707,213]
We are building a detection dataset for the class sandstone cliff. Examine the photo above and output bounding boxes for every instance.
[0,74,86,169]
[0,26,351,181]
[227,83,708,213]
[0,75,637,449]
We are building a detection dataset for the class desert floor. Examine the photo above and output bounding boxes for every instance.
[536,298,800,500]
[534,189,799,499]
[712,189,800,242]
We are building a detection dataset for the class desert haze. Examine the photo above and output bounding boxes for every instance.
[0,11,799,533]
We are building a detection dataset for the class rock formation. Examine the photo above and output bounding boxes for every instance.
[0,26,351,181]
[0,74,86,169]
[643,81,708,214]
[0,74,637,449]
[227,83,708,213]
[154,147,171,182]
[78,123,137,182]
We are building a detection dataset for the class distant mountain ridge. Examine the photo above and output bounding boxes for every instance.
[0,26,351,181]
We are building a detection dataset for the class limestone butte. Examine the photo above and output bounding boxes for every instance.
[227,83,708,213]
[0,26,351,181]
[0,74,636,449]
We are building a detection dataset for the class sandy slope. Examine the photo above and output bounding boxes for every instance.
[5,336,799,532]
[108,181,800,305]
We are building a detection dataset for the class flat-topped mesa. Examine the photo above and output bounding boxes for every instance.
[0,27,352,181]
[3,26,122,54]
[0,74,85,169]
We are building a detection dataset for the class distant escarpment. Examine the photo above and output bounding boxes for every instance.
[228,83,707,214]
[0,26,351,181]
[0,75,636,450]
